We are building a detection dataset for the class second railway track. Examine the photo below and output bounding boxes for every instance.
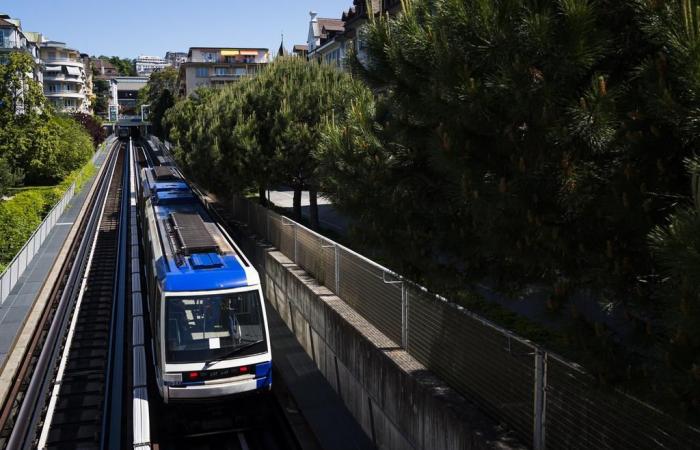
[0,140,128,450]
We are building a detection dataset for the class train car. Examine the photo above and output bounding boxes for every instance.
[117,126,130,141]
[139,166,272,402]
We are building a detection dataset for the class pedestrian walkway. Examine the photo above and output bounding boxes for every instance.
[0,148,110,369]
[267,300,376,450]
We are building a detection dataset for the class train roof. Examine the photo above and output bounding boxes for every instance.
[144,173,257,293]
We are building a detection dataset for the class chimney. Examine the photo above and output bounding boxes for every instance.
[310,11,318,22]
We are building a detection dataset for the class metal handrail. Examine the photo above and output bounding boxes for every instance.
[0,141,109,305]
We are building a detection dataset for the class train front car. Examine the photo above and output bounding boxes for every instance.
[140,167,272,403]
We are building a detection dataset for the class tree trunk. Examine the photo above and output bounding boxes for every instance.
[293,187,302,220]
[309,187,319,230]
[258,186,267,206]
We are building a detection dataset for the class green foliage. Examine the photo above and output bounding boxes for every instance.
[19,115,94,185]
[166,58,370,220]
[0,189,48,271]
[0,157,22,197]
[140,67,178,138]
[92,78,111,116]
[0,159,95,272]
[70,113,106,147]
[0,52,46,117]
[0,53,94,186]
[317,0,700,414]
[649,156,700,410]
[102,56,136,76]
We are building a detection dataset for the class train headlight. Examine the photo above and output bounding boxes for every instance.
[163,373,183,385]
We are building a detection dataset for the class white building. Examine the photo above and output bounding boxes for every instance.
[0,15,43,84]
[40,41,91,113]
[306,11,347,69]
[135,55,170,77]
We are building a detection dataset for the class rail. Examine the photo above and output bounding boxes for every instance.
[223,193,700,450]
[3,140,124,449]
[0,138,113,305]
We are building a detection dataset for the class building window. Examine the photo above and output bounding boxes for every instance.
[215,67,228,76]
[0,29,10,48]
[196,67,208,77]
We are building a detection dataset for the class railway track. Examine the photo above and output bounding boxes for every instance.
[0,136,310,450]
[150,393,299,450]
[0,140,128,449]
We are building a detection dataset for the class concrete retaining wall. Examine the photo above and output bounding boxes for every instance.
[260,246,524,450]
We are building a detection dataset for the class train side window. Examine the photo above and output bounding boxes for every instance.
[154,284,162,365]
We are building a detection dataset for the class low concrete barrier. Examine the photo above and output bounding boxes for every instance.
[260,247,523,450]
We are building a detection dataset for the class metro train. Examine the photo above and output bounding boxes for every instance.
[138,162,272,402]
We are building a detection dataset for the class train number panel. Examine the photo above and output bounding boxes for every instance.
[139,165,272,403]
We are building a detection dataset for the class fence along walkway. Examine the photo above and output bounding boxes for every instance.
[0,143,107,306]
[221,195,700,450]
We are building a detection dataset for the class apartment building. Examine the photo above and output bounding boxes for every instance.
[135,55,170,77]
[165,51,187,70]
[178,47,269,97]
[40,41,91,113]
[93,59,119,79]
[306,11,347,68]
[0,14,43,83]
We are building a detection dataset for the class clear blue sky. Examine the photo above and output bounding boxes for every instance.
[1,0,351,58]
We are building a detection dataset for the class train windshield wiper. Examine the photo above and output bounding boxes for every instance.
[205,340,264,366]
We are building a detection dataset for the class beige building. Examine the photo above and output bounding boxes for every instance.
[40,41,91,113]
[178,47,270,97]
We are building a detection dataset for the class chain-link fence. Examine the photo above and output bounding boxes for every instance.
[0,143,106,305]
[222,195,700,449]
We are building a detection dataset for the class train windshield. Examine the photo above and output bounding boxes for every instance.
[165,290,266,364]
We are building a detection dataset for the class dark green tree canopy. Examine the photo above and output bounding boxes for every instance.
[167,57,370,224]
[315,0,700,414]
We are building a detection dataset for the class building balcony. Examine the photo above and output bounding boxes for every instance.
[42,57,83,66]
[44,91,85,99]
[0,39,22,49]
[0,43,33,54]
[43,74,84,83]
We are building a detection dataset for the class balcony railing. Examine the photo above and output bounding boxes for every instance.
[0,39,23,50]
[43,57,80,64]
[43,73,83,82]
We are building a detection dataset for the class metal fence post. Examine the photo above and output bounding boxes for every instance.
[533,349,547,450]
[401,283,408,350]
[335,245,340,294]
[293,224,298,263]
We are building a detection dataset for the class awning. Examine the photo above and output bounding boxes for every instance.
[45,66,62,72]
[65,66,81,76]
[239,50,258,56]
[220,50,239,56]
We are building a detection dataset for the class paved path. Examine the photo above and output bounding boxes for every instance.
[0,148,109,368]
[267,190,349,235]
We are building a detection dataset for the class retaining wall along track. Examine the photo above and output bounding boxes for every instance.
[257,246,523,450]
